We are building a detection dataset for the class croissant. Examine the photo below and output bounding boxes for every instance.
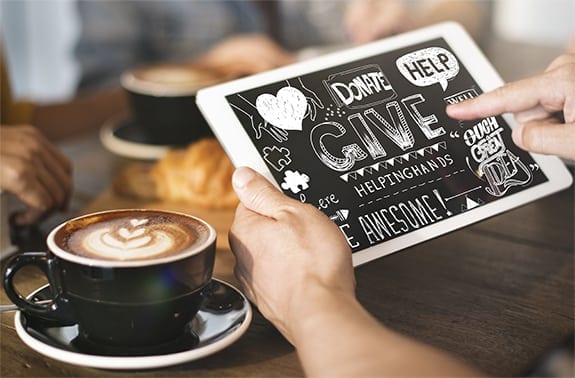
[114,138,238,209]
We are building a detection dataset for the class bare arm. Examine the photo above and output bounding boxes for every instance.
[31,87,128,142]
[229,167,481,377]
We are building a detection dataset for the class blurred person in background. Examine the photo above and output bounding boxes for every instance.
[1,0,488,140]
[74,0,488,91]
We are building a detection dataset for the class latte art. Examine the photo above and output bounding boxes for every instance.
[81,223,177,260]
[63,212,205,261]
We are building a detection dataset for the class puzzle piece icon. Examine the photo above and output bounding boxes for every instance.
[263,146,292,172]
[280,170,310,194]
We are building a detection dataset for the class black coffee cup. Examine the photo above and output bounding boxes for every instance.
[3,209,216,347]
[121,64,225,146]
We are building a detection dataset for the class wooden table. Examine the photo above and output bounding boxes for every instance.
[2,39,574,377]
[2,168,573,377]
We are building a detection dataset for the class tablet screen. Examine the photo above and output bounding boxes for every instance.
[222,36,549,254]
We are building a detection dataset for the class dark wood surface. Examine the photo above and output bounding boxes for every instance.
[1,38,573,377]
[2,182,573,377]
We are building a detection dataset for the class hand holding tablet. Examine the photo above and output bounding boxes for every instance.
[198,22,572,266]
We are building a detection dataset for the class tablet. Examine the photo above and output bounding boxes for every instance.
[197,22,573,266]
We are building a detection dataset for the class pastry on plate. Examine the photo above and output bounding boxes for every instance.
[114,138,238,209]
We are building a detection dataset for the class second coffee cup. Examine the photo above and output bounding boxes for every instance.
[121,64,224,146]
[3,209,216,347]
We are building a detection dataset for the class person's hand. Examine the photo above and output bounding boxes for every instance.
[447,53,575,160]
[344,0,410,44]
[0,125,73,225]
[229,167,355,343]
[196,34,296,78]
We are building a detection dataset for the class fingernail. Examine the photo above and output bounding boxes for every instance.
[232,167,256,191]
[512,123,525,149]
[445,103,460,116]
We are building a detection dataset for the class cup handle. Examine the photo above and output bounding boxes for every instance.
[3,251,74,323]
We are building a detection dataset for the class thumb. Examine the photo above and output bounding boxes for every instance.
[232,167,294,219]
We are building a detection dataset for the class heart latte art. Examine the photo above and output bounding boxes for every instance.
[64,213,203,261]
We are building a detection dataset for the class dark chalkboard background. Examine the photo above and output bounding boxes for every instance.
[226,37,548,253]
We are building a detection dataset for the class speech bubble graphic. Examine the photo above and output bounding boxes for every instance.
[256,87,307,131]
[396,47,459,91]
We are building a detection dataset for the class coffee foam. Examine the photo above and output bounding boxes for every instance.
[122,65,223,96]
[62,212,208,261]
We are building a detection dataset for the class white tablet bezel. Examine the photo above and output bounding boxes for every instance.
[197,22,573,266]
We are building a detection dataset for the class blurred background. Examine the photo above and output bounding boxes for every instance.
[1,0,573,104]
[0,0,574,236]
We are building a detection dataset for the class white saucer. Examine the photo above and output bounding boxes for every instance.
[100,117,172,160]
[15,279,252,370]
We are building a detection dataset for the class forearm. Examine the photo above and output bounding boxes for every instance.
[290,285,481,377]
[32,87,128,142]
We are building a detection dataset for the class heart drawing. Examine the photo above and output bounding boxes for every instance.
[256,87,307,131]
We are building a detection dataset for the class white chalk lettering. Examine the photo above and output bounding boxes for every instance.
[310,121,367,171]
[358,194,444,244]
[402,94,445,139]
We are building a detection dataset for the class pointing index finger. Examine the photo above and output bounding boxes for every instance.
[446,73,555,120]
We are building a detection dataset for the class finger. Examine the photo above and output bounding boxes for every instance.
[446,74,559,120]
[8,126,72,173]
[35,159,69,208]
[38,150,73,207]
[514,105,551,124]
[12,208,46,226]
[544,53,575,72]
[513,121,575,160]
[13,145,71,208]
[232,167,295,219]
[2,128,73,204]
[0,156,53,211]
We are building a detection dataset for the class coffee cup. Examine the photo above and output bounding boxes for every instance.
[3,209,216,347]
[121,63,225,146]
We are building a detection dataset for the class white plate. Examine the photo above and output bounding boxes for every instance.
[99,117,171,160]
[15,279,252,370]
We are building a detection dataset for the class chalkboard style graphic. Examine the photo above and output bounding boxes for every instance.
[397,47,459,91]
[445,87,534,197]
[280,170,310,194]
[225,37,549,254]
[329,209,350,222]
[324,64,397,109]
[231,94,288,142]
[263,145,292,172]
[291,77,325,122]
[198,23,572,265]
[256,87,307,131]
[311,121,368,172]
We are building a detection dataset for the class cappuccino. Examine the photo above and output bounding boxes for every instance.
[120,63,224,145]
[122,65,223,97]
[5,209,216,346]
[57,210,210,262]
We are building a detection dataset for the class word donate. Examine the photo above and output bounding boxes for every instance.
[324,64,397,109]
[396,47,459,91]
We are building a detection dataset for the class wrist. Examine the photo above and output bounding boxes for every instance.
[285,280,360,344]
